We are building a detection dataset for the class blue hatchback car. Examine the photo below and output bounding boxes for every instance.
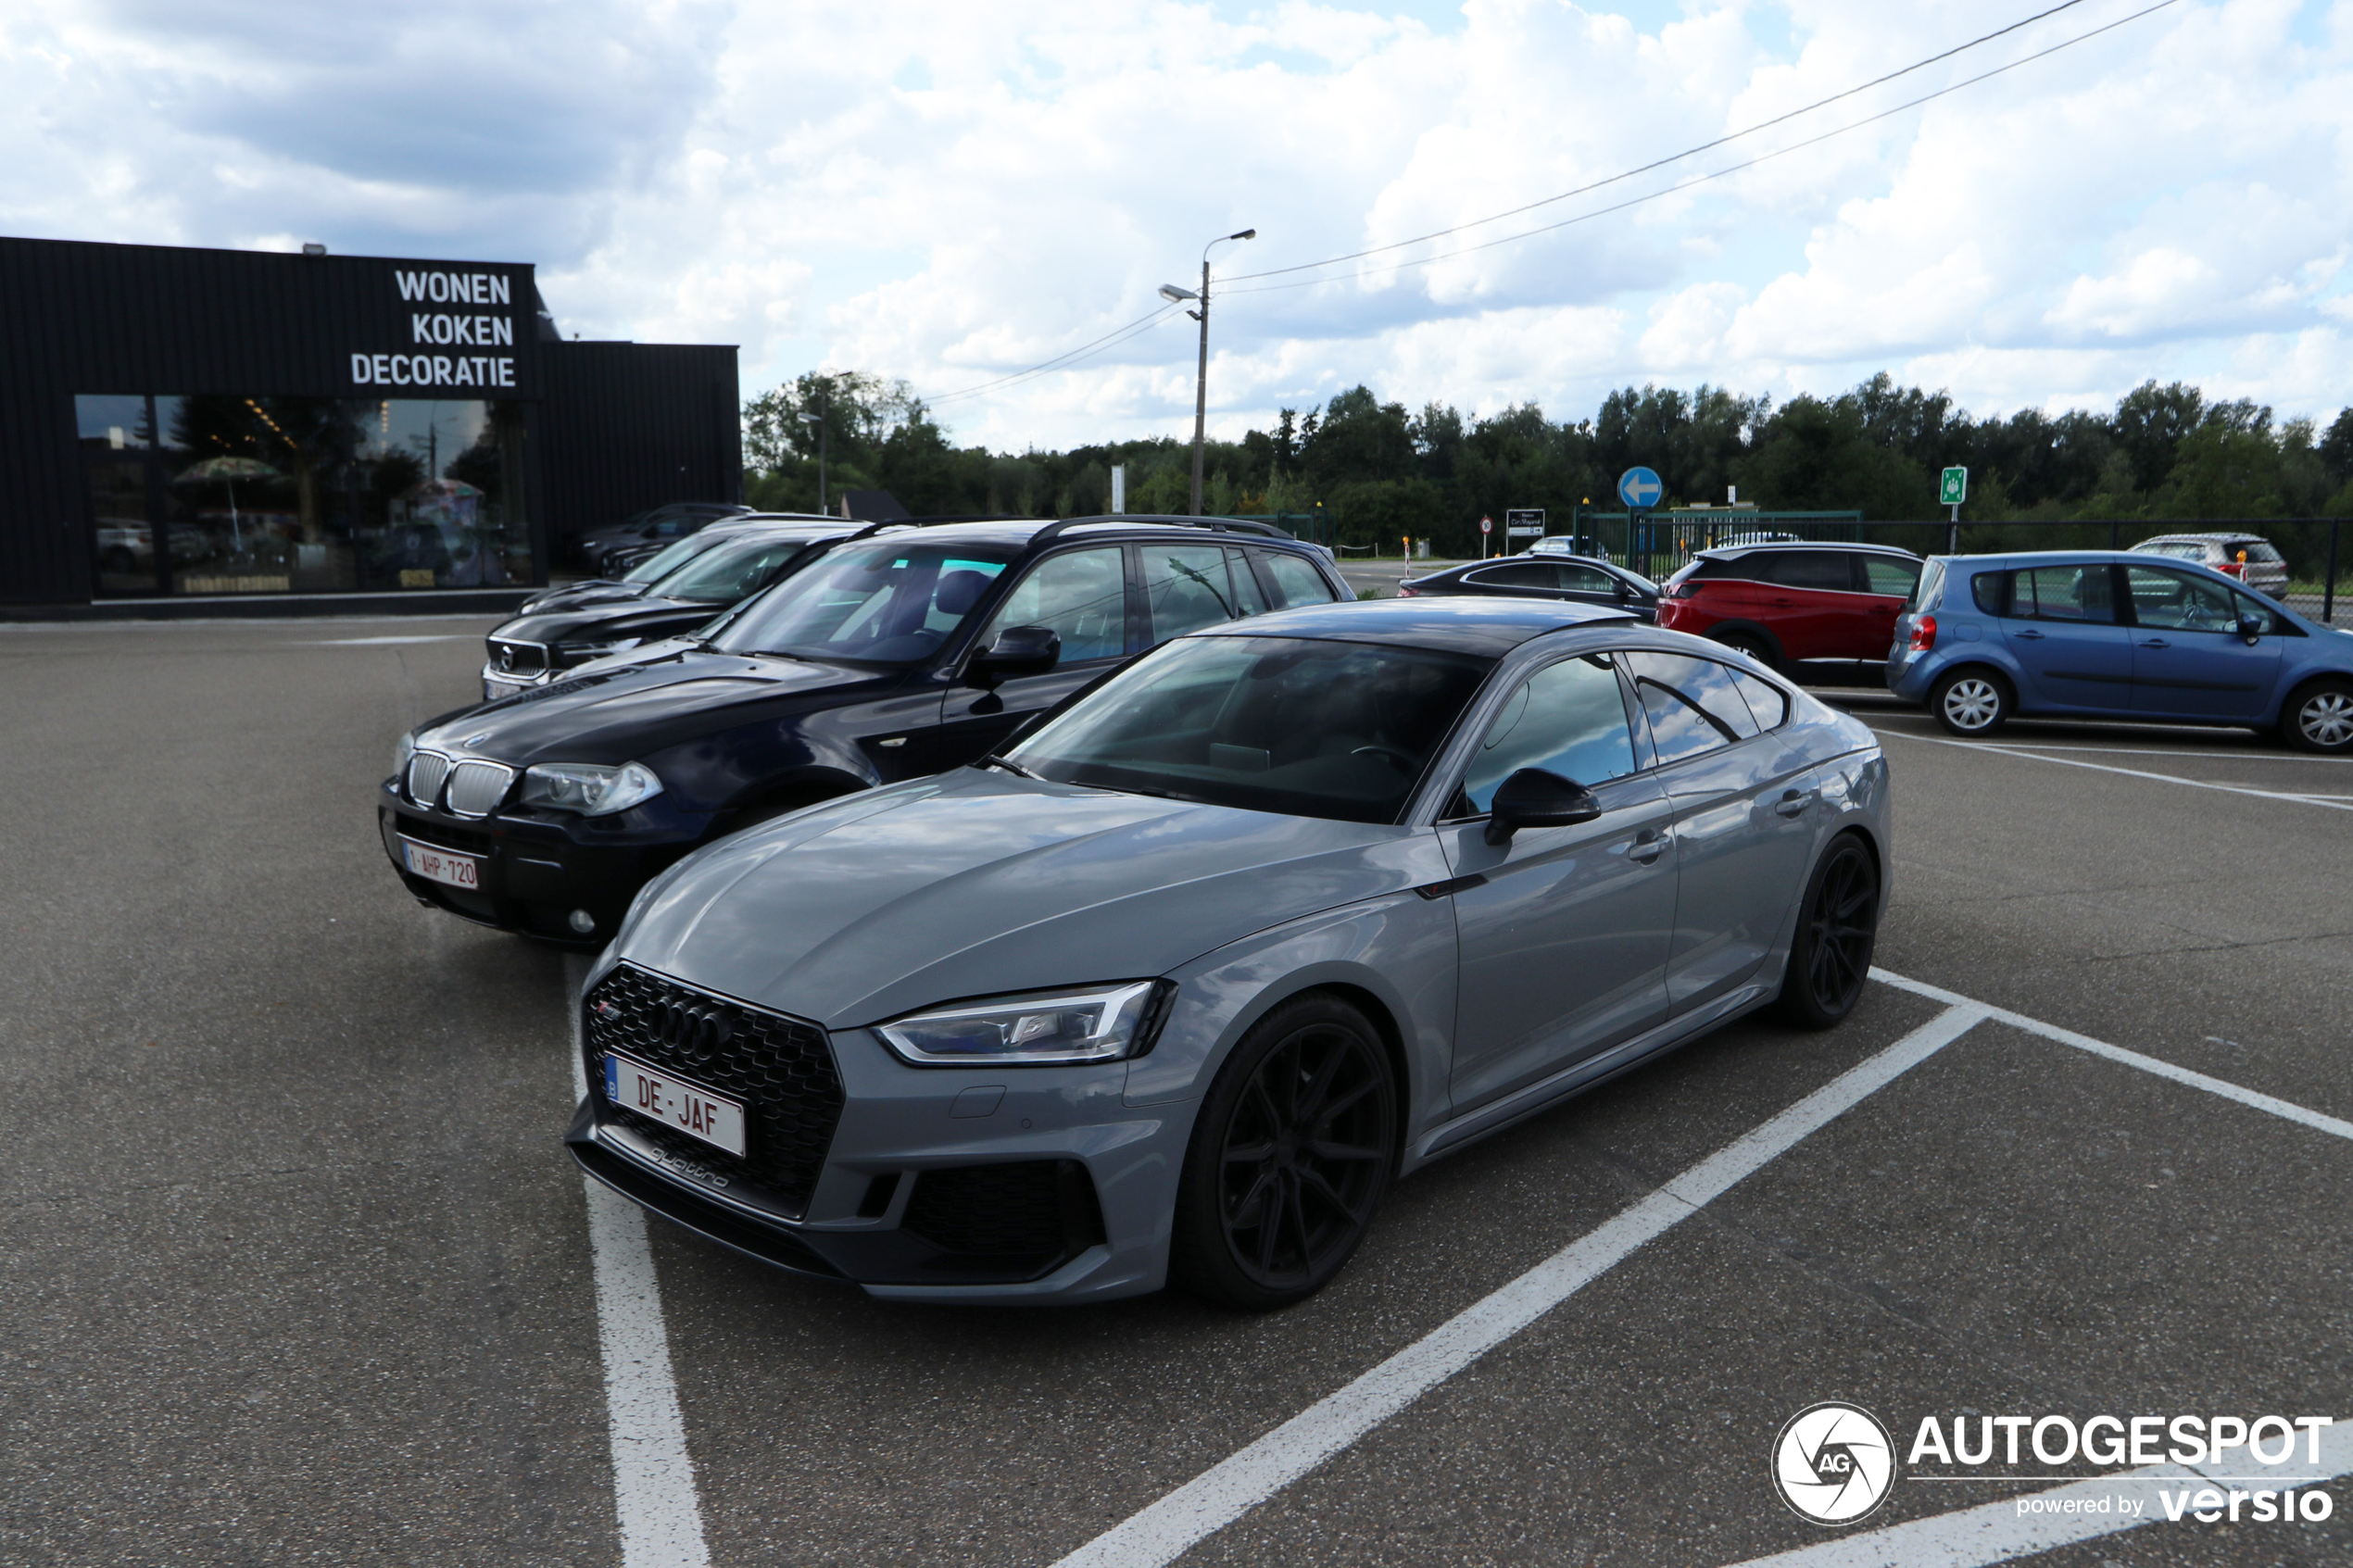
[1886,551,2353,752]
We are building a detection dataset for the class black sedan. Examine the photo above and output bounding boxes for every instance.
[482,521,857,702]
[1396,552,1660,621]
[573,501,752,574]
[383,515,1351,945]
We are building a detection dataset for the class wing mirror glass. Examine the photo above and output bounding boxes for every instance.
[967,625,1061,689]
[2236,613,2265,644]
[1484,767,1603,846]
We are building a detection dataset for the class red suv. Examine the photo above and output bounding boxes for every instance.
[1657,543,1923,669]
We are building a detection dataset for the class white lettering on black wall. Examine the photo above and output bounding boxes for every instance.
[362,270,518,388]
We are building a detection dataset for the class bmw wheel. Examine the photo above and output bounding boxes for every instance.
[1775,834,1881,1030]
[1929,668,2010,737]
[1172,994,1396,1311]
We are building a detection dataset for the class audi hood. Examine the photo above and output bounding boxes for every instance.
[603,767,1440,1030]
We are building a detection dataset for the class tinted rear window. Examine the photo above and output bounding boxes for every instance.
[2222,539,2284,563]
[1750,552,1856,591]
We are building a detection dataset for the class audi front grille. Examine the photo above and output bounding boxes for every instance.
[585,965,845,1218]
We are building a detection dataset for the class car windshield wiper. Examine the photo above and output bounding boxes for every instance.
[976,755,1038,780]
[1096,781,1208,804]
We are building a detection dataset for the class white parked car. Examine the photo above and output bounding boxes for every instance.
[2130,533,2289,599]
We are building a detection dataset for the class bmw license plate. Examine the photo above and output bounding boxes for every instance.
[400,836,480,891]
[605,1053,747,1158]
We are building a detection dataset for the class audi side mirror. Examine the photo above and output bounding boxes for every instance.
[1484,768,1603,846]
[967,626,1061,689]
[2236,613,2264,645]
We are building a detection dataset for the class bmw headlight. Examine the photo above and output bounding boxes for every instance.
[393,730,417,776]
[519,760,663,816]
[875,981,1168,1066]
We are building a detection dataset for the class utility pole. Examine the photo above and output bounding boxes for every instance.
[800,383,829,516]
[1162,228,1255,516]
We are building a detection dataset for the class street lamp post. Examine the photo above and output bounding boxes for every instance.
[798,398,827,516]
[1161,227,1254,516]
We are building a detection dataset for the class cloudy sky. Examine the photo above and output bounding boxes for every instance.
[5,0,2349,447]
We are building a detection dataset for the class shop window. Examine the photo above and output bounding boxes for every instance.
[75,394,533,596]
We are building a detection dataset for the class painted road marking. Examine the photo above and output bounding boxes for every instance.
[302,633,468,645]
[568,956,712,1568]
[1881,729,2353,810]
[1051,1003,1992,1568]
[1872,967,2353,1144]
[1723,1423,2352,1567]
[1057,969,2353,1568]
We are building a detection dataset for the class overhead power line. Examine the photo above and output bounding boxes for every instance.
[914,0,2176,404]
[1221,0,2183,299]
[1223,0,2098,286]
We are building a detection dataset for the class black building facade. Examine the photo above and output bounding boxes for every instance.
[0,236,740,609]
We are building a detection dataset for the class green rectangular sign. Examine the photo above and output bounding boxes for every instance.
[1940,466,1968,507]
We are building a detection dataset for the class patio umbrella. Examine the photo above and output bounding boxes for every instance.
[174,456,279,551]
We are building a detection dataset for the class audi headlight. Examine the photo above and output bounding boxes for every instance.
[519,760,663,816]
[875,980,1168,1066]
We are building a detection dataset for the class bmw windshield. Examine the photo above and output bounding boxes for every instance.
[656,533,823,604]
[706,538,1016,666]
[1009,634,1493,824]
[622,531,727,585]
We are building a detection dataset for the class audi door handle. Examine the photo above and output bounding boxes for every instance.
[2138,637,2171,648]
[1628,830,1668,864]
[1774,789,1818,818]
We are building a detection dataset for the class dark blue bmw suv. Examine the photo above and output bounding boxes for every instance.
[380,516,1349,944]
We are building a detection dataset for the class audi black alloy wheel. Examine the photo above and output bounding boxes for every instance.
[1776,834,1881,1030]
[1173,995,1396,1310]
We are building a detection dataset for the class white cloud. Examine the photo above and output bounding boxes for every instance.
[7,0,2353,445]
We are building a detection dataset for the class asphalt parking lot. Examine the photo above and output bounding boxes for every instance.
[3,617,2347,1566]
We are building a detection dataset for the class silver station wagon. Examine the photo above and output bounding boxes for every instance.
[567,597,1893,1307]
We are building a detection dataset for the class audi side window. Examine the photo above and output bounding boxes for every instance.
[1731,670,1789,730]
[986,546,1128,662]
[1458,654,1638,813]
[1262,551,1338,609]
[1624,651,1760,764]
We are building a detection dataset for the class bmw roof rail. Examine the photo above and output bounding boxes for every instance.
[1021,512,1296,551]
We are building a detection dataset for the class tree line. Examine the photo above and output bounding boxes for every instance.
[742,370,2353,558]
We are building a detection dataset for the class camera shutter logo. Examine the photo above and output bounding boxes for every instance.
[1772,1402,1896,1524]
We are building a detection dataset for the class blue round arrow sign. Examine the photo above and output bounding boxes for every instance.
[1617,467,1663,508]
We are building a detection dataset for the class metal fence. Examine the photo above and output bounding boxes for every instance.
[1555,513,2345,624]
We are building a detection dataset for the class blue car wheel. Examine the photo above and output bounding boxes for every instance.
[2284,678,2353,754]
[1931,668,2011,737]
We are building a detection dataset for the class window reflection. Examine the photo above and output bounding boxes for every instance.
[76,394,531,596]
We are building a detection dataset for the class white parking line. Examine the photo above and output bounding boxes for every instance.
[1051,1003,1992,1568]
[567,955,712,1568]
[1881,730,2353,810]
[302,633,468,645]
[1917,741,2347,764]
[1872,968,2353,1144]
[1724,1424,2353,1567]
[1056,970,2353,1568]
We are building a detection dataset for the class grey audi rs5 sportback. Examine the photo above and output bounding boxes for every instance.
[568,596,1892,1308]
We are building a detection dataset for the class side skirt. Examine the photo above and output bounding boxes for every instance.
[1403,980,1778,1173]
